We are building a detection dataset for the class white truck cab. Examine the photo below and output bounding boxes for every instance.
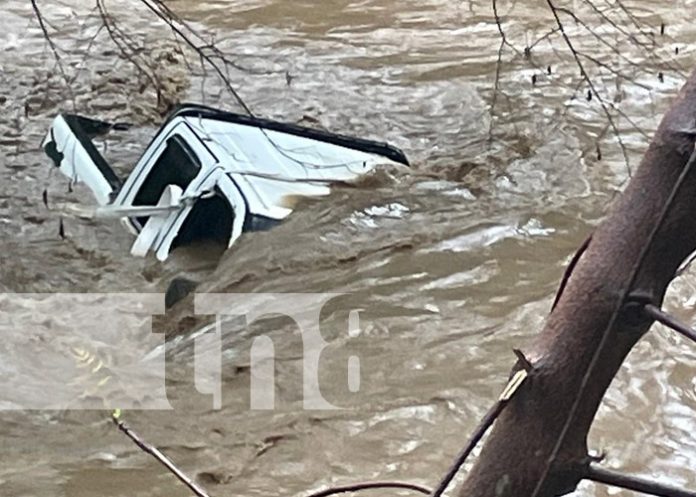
[42,104,409,260]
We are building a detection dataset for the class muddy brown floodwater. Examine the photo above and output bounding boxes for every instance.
[1,0,696,496]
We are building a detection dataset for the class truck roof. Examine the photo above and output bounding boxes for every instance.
[164,103,409,166]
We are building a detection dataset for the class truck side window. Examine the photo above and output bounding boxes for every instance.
[133,135,201,225]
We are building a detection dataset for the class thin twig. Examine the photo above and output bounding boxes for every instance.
[582,0,685,77]
[545,0,632,173]
[554,6,647,72]
[137,0,253,116]
[430,367,529,497]
[586,465,696,497]
[488,35,506,145]
[582,0,655,50]
[643,304,696,343]
[112,414,212,497]
[30,0,76,108]
[304,481,431,497]
[526,27,560,53]
[96,0,162,104]
[492,0,520,53]
[430,400,506,497]
[114,413,434,497]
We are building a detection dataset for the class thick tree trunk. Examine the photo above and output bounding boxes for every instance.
[458,69,696,497]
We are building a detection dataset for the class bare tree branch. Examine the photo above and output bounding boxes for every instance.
[586,465,696,497]
[643,303,696,343]
[30,0,76,109]
[113,413,212,497]
[544,0,632,173]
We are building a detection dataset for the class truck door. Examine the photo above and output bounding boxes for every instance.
[141,169,248,261]
[115,121,217,230]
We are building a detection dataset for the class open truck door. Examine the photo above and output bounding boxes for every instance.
[42,114,123,205]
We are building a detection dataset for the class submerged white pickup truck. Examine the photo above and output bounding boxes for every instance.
[42,104,409,260]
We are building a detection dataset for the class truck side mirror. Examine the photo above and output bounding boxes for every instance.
[131,185,184,257]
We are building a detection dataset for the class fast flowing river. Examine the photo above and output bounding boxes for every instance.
[1,0,696,495]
